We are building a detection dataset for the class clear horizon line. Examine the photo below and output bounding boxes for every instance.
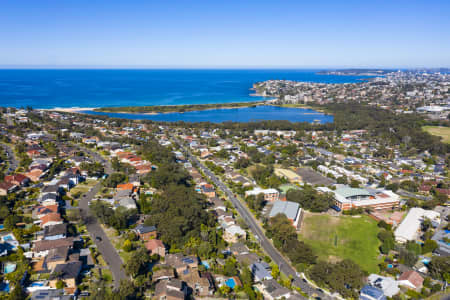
[0,64,448,70]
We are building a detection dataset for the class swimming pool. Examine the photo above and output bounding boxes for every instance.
[201,261,210,270]
[30,282,45,287]
[0,283,9,292]
[3,263,16,274]
[2,235,13,241]
[225,278,236,289]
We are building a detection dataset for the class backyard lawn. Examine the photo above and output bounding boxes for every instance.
[298,212,381,273]
[422,126,450,144]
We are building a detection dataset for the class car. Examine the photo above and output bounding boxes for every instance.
[95,236,102,242]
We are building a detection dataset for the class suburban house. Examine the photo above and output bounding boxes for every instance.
[45,246,70,271]
[33,238,74,257]
[152,267,175,283]
[245,188,280,202]
[223,225,246,243]
[360,285,386,300]
[49,261,82,289]
[39,213,63,228]
[43,223,67,241]
[133,224,157,241]
[250,262,273,282]
[39,193,58,206]
[4,174,30,186]
[145,239,166,257]
[397,270,424,290]
[31,289,72,300]
[199,184,216,198]
[154,278,187,300]
[367,274,400,297]
[0,182,17,196]
[259,279,292,300]
[32,205,59,219]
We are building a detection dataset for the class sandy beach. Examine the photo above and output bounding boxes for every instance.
[43,107,98,113]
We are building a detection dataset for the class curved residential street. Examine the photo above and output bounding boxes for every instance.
[77,147,128,289]
[1,143,18,174]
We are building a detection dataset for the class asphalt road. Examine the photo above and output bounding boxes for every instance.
[397,189,433,201]
[77,147,128,289]
[173,138,332,300]
[1,143,18,174]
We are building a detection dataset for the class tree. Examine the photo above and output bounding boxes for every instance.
[143,163,190,189]
[116,279,138,300]
[88,280,112,300]
[286,186,334,212]
[9,285,27,300]
[55,280,65,289]
[266,214,316,265]
[123,239,133,252]
[80,161,104,177]
[378,230,395,254]
[400,180,418,192]
[234,157,250,169]
[66,208,81,222]
[103,172,127,188]
[399,249,418,267]
[405,241,421,256]
[223,258,238,277]
[144,184,213,248]
[308,259,365,299]
[271,264,280,279]
[386,183,399,192]
[428,256,450,282]
[422,239,438,254]
[350,179,361,188]
[124,247,150,277]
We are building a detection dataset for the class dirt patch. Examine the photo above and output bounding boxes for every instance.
[328,255,342,263]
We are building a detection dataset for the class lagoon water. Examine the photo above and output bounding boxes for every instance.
[0,69,368,109]
[84,105,334,123]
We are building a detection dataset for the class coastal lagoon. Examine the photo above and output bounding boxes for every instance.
[0,69,370,109]
[84,105,333,123]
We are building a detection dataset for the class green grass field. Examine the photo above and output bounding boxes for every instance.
[423,126,450,144]
[298,213,381,273]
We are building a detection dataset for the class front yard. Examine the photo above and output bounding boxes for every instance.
[69,179,99,197]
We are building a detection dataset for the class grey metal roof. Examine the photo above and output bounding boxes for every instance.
[269,201,300,220]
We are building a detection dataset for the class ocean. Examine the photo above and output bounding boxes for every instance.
[0,69,368,109]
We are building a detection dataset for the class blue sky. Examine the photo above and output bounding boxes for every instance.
[0,0,449,68]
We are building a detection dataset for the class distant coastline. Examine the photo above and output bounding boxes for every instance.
[92,101,276,114]
[316,69,391,76]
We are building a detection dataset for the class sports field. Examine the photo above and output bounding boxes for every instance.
[298,212,381,273]
[423,126,450,144]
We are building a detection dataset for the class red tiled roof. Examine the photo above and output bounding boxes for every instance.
[40,213,62,225]
[399,270,423,288]
[117,183,134,190]
[0,181,15,190]
[145,239,164,251]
